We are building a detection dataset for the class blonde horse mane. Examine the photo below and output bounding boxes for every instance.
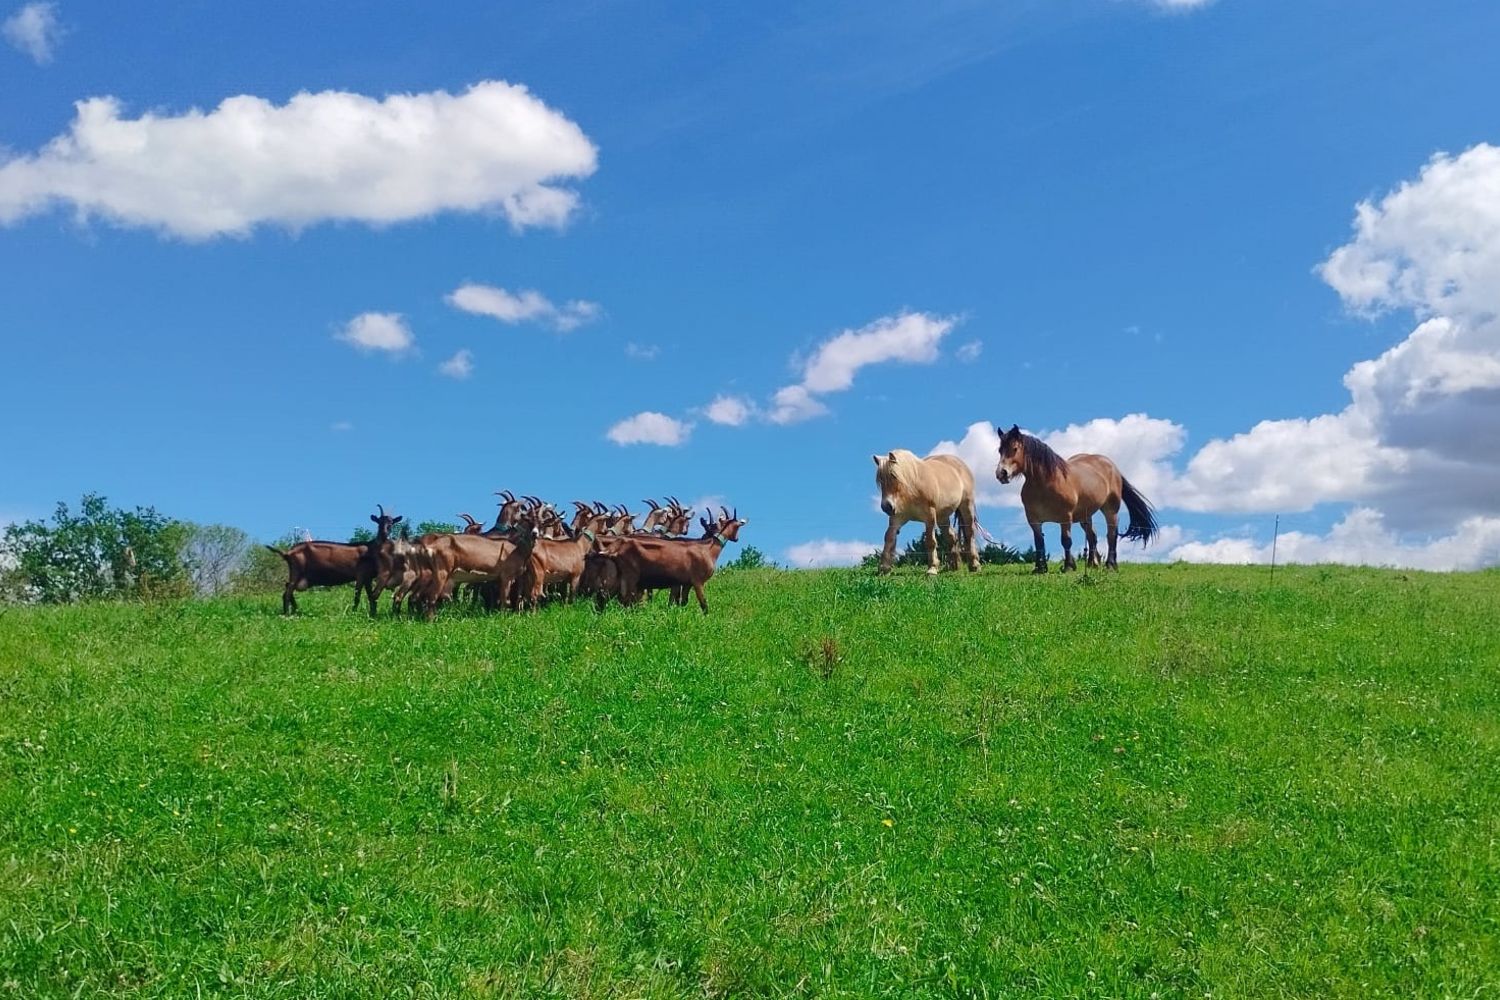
[876,449,927,500]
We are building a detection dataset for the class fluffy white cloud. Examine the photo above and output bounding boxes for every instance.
[438,349,474,379]
[336,312,413,355]
[446,283,601,332]
[708,311,957,426]
[799,311,955,393]
[1319,145,1500,320]
[3,2,60,64]
[766,384,830,425]
[785,539,879,568]
[704,395,754,427]
[1169,509,1500,571]
[0,80,597,238]
[606,411,692,447]
[956,339,983,363]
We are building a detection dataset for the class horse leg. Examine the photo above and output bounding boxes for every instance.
[924,512,940,576]
[1030,522,1048,574]
[1104,509,1120,570]
[938,518,957,572]
[1060,522,1077,572]
[878,517,901,575]
[1080,516,1101,568]
[961,500,980,571]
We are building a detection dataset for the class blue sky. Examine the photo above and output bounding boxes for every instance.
[4,0,1500,568]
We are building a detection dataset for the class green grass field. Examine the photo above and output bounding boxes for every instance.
[2,564,1497,998]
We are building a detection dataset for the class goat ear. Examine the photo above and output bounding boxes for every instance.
[392,516,403,524]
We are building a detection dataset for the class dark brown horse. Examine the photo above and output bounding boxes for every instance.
[995,424,1158,572]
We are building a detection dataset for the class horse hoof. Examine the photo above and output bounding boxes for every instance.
[1032,565,1048,575]
[926,567,939,576]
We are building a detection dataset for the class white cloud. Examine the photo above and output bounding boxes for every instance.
[800,311,955,393]
[0,80,597,238]
[765,384,830,425]
[446,283,601,332]
[606,411,692,447]
[704,394,754,427]
[956,339,983,363]
[3,2,61,64]
[336,312,414,355]
[763,311,956,424]
[1169,509,1500,571]
[785,539,878,568]
[704,311,957,427]
[438,349,474,379]
[624,342,659,361]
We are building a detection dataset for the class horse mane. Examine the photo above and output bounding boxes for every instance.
[877,449,927,498]
[1021,433,1069,479]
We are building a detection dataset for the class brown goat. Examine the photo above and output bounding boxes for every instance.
[523,525,597,606]
[578,551,621,610]
[418,515,541,617]
[602,510,747,613]
[268,506,401,614]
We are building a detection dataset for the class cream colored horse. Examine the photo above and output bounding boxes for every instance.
[872,449,980,575]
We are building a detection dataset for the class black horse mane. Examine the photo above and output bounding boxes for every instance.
[1020,433,1069,479]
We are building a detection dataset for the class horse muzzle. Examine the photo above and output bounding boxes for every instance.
[880,500,894,516]
[997,470,1011,484]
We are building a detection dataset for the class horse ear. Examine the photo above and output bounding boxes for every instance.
[888,450,897,462]
[1009,424,1020,434]
[871,454,882,467]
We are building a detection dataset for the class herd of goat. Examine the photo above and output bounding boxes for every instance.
[267,494,748,617]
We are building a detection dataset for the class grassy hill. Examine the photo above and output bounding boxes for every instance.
[2,564,1497,997]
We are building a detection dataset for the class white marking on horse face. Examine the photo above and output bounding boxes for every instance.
[996,452,1021,483]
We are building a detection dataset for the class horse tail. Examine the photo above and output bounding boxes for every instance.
[972,520,998,545]
[1118,477,1159,545]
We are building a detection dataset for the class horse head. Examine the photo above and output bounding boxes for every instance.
[995,424,1024,483]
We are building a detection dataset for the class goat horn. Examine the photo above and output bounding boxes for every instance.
[733,506,739,521]
[376,503,386,517]
[645,499,659,509]
[720,506,730,521]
